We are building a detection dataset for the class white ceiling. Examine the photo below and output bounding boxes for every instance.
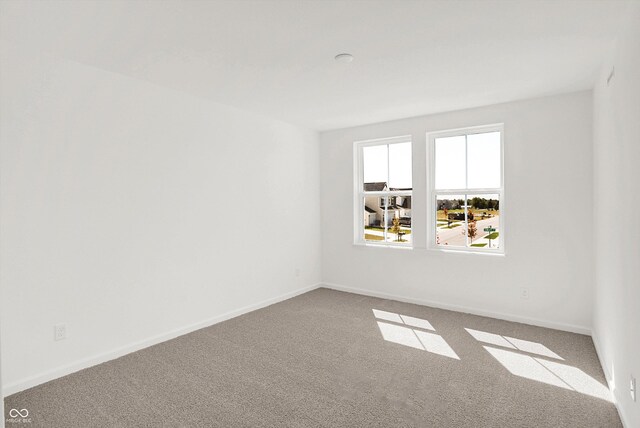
[0,0,631,131]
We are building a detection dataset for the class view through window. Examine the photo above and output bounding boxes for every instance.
[431,126,503,251]
[357,138,412,246]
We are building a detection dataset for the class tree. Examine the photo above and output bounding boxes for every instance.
[463,209,478,243]
[439,199,453,210]
[471,197,487,209]
[443,207,452,227]
[390,216,403,242]
[467,219,478,243]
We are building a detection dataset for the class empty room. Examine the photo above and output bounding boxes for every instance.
[1,0,639,427]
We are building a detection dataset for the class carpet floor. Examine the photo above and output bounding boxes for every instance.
[4,288,621,427]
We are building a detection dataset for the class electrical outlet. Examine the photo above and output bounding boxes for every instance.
[631,376,637,402]
[54,323,66,341]
[520,288,530,300]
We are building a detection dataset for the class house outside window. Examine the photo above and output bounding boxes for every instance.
[428,124,504,253]
[354,136,412,246]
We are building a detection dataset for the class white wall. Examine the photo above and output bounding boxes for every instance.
[592,3,640,427]
[320,91,593,333]
[0,40,321,395]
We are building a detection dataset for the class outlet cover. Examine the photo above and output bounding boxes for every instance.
[54,323,66,341]
[631,376,637,402]
[520,288,530,300]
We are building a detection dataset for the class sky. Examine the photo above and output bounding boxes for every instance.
[363,142,412,189]
[435,132,501,189]
[363,132,500,191]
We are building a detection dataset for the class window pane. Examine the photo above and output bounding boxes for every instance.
[468,194,500,249]
[388,142,412,190]
[467,132,501,189]
[363,196,385,242]
[435,136,466,189]
[363,145,388,192]
[386,195,412,244]
[435,195,466,248]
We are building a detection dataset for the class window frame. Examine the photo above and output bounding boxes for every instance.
[427,124,505,254]
[354,135,413,248]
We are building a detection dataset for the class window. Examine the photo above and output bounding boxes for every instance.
[354,136,412,246]
[428,125,503,253]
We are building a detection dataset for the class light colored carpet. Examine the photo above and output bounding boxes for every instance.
[4,288,621,427]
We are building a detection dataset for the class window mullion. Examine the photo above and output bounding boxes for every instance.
[383,200,388,242]
[464,134,468,189]
[385,144,390,243]
[464,135,469,248]
[464,194,468,248]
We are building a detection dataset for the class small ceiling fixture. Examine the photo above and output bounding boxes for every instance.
[334,53,354,63]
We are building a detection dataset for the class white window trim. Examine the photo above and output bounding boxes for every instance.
[426,124,505,255]
[353,135,413,248]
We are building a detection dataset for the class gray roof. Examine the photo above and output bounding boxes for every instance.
[364,182,387,191]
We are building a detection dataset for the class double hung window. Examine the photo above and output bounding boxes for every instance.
[354,137,412,247]
[428,125,503,252]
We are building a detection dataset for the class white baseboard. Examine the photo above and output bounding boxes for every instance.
[321,282,592,335]
[2,283,321,397]
[592,331,629,428]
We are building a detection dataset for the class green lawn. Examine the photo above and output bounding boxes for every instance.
[471,243,487,247]
[364,233,384,241]
[437,209,500,221]
[484,232,499,240]
[365,226,412,234]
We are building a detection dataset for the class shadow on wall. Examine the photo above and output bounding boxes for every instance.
[372,309,611,402]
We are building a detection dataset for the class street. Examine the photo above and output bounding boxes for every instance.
[437,215,500,248]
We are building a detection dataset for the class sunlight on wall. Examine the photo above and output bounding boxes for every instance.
[609,363,615,393]
[465,328,563,360]
[373,310,458,359]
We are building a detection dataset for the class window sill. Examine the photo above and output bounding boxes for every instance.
[426,247,505,257]
[353,242,414,250]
